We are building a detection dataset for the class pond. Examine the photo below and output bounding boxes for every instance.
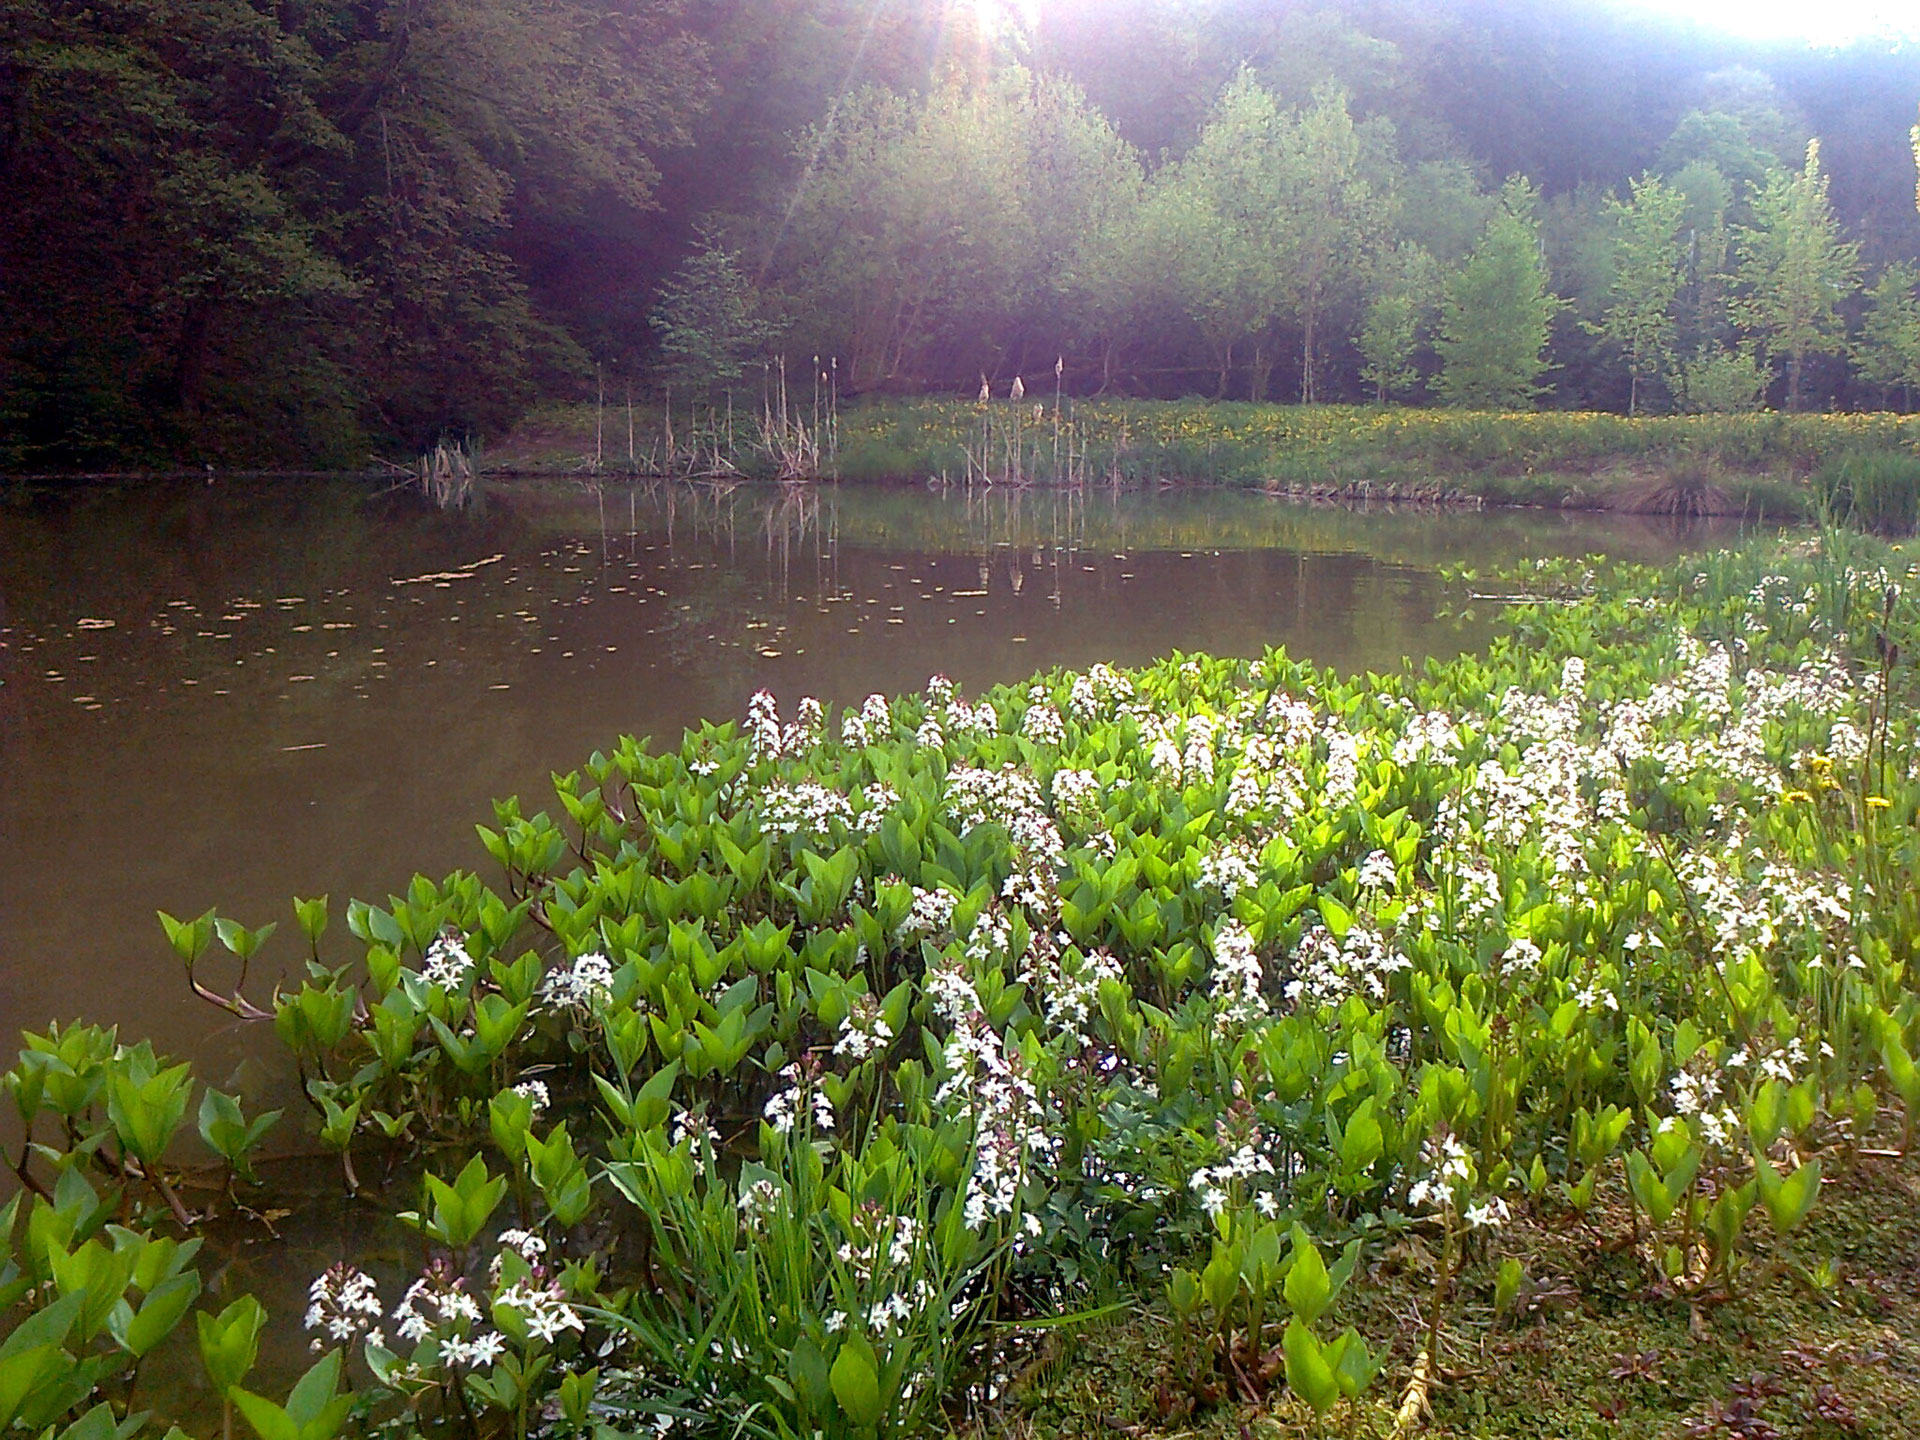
[1,477,1739,1074]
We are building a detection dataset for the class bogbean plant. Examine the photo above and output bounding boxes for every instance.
[9,526,1920,1438]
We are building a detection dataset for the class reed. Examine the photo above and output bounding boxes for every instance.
[416,437,479,509]
[1815,449,1920,535]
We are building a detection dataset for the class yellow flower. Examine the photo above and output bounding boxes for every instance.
[1866,796,1893,811]
[1783,790,1813,804]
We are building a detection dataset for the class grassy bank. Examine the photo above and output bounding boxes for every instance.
[11,527,1920,1440]
[488,398,1920,515]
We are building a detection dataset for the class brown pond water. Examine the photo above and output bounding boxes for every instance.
[1,477,1741,1073]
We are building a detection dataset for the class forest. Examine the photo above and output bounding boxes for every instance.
[4,0,1920,469]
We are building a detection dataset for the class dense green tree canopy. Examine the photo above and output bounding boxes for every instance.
[6,0,1920,465]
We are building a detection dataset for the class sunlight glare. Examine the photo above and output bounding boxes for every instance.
[968,0,1043,36]
[1615,0,1920,45]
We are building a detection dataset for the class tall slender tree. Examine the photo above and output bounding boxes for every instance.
[1730,140,1860,412]
[1276,86,1383,403]
[1432,182,1563,409]
[1591,174,1688,414]
[1358,245,1438,403]
[1154,73,1291,398]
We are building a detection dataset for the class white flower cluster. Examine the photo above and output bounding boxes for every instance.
[898,883,958,939]
[1406,1134,1474,1212]
[1189,1143,1280,1219]
[947,764,1065,908]
[1283,919,1406,1009]
[1677,846,1853,973]
[305,1263,383,1351]
[1208,920,1266,1029]
[946,696,998,736]
[1725,1034,1820,1087]
[744,690,825,759]
[1392,709,1464,768]
[671,1109,719,1163]
[392,1264,500,1368]
[838,1208,920,1275]
[1049,767,1104,831]
[1430,633,1862,906]
[1498,936,1542,972]
[833,993,895,1060]
[840,693,895,748]
[1322,725,1360,805]
[763,1063,835,1134]
[1038,946,1122,1050]
[540,951,614,1013]
[1357,850,1397,892]
[497,1229,547,1261]
[737,1176,782,1230]
[1066,663,1133,723]
[496,1273,586,1345]
[1022,695,1066,746]
[829,1209,944,1334]
[1223,733,1307,824]
[918,675,998,741]
[1464,1197,1511,1229]
[757,781,855,840]
[420,932,474,989]
[1195,840,1261,901]
[925,957,1057,1230]
[959,906,1015,969]
[1144,711,1227,788]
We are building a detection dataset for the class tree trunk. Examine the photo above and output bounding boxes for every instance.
[1300,303,1318,405]
[1787,350,1803,412]
[1214,340,1233,400]
[1628,371,1638,418]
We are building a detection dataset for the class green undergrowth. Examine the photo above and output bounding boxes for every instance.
[1003,1154,1920,1439]
[10,525,1920,1440]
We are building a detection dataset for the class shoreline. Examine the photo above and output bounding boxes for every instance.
[15,397,1920,522]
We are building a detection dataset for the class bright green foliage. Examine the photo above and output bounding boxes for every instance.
[1592,175,1689,413]
[1358,245,1438,403]
[402,1155,508,1250]
[1854,263,1920,405]
[776,68,1140,393]
[1275,86,1386,403]
[197,1297,268,1396]
[231,1351,351,1440]
[196,1089,281,1184]
[1675,344,1769,413]
[1149,73,1293,398]
[1432,183,1563,409]
[650,236,782,390]
[1732,141,1862,411]
[1150,77,1387,402]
